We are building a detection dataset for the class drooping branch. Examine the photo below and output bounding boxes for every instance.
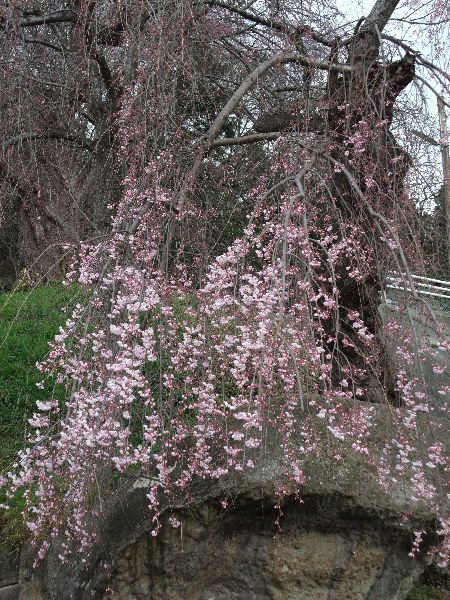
[329,156,419,299]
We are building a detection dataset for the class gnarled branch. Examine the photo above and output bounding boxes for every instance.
[19,10,77,28]
[208,131,283,149]
[204,0,334,47]
[176,51,351,210]
[24,38,63,52]
[2,131,94,152]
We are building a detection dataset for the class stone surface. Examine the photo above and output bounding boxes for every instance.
[0,551,19,600]
[18,489,427,600]
[0,584,19,600]
[17,403,449,599]
[0,552,19,589]
[103,495,424,600]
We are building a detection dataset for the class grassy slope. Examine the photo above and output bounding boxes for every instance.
[0,285,81,469]
[0,285,82,550]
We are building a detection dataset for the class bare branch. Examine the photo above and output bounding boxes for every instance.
[90,52,118,98]
[414,75,450,110]
[19,10,77,28]
[24,38,63,52]
[17,8,124,47]
[359,0,401,35]
[208,131,283,149]
[410,130,440,147]
[205,0,287,33]
[207,52,350,145]
[2,131,94,152]
[176,52,350,210]
[204,0,334,47]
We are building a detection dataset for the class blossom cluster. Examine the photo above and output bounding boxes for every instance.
[2,77,449,568]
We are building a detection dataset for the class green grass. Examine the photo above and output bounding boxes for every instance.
[407,587,450,599]
[0,284,81,469]
[407,565,450,599]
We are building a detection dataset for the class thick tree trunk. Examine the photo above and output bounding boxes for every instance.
[322,35,416,402]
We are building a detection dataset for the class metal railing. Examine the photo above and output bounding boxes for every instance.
[385,273,450,313]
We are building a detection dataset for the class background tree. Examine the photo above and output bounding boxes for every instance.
[421,185,449,279]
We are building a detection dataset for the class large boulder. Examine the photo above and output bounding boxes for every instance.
[17,405,448,599]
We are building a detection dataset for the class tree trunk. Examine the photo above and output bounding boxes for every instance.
[322,32,416,402]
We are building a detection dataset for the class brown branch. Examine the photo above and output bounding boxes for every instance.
[359,0,401,35]
[90,52,117,98]
[19,10,77,28]
[176,52,350,211]
[2,131,94,152]
[204,0,334,47]
[410,130,440,147]
[82,2,119,99]
[208,131,283,149]
[24,38,63,52]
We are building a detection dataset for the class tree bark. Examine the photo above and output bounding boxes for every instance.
[323,16,416,401]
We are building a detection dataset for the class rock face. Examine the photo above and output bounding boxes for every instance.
[17,405,448,599]
[0,551,19,600]
[17,482,430,600]
[107,495,423,600]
